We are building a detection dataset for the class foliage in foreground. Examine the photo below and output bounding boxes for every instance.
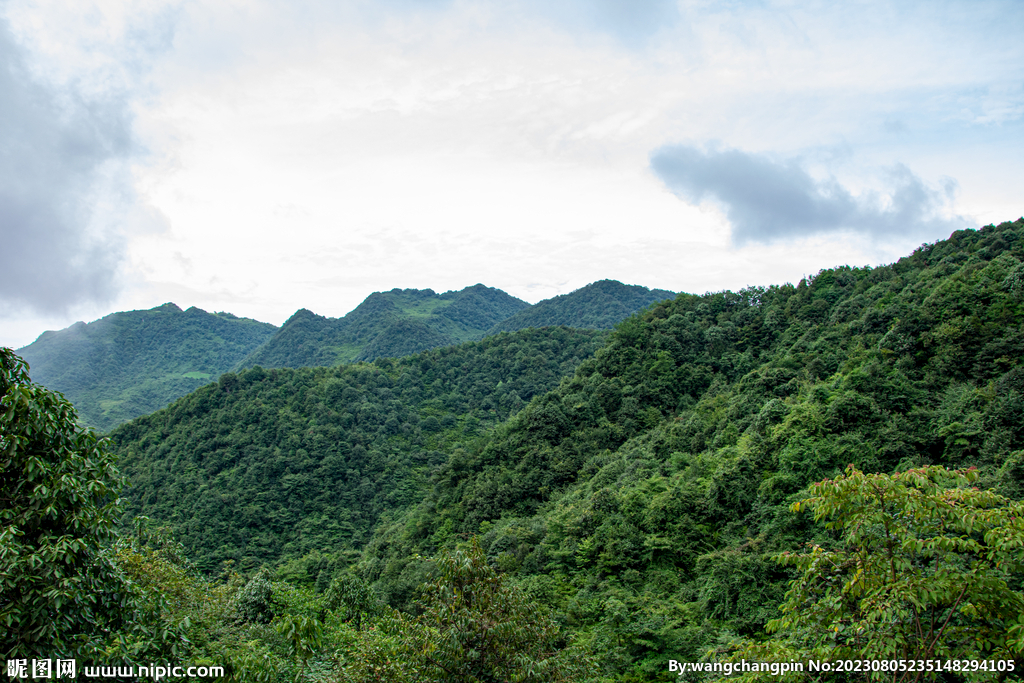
[0,348,218,662]
[718,466,1024,681]
[336,539,597,683]
[1,347,283,668]
[1,347,134,659]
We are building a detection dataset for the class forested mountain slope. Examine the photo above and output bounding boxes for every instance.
[108,327,607,573]
[13,280,674,431]
[236,280,676,372]
[355,219,1024,678]
[236,284,529,369]
[16,304,277,431]
[98,219,1024,680]
[490,279,675,333]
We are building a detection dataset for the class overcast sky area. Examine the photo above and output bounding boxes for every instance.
[2,0,1023,348]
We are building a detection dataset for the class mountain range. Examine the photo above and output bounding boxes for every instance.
[236,284,529,370]
[102,218,1024,678]
[15,280,674,430]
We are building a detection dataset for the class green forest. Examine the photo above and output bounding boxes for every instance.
[4,220,1024,681]
[15,303,277,431]
[489,280,675,333]
[236,285,532,371]
[16,281,670,432]
[110,327,607,572]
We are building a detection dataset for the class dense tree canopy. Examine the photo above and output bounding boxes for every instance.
[336,539,597,683]
[16,303,276,430]
[355,219,1024,678]
[109,327,606,572]
[22,218,1024,681]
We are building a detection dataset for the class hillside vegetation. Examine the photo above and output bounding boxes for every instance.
[109,327,607,573]
[351,219,1024,677]
[16,303,277,431]
[16,281,673,431]
[490,280,675,333]
[236,285,530,369]
[238,280,676,371]
[20,219,1024,681]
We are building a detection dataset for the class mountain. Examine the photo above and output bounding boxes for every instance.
[236,280,676,371]
[15,303,277,431]
[104,219,1024,678]
[107,327,607,572]
[236,284,530,369]
[488,279,675,333]
[10,280,674,431]
[353,219,1024,676]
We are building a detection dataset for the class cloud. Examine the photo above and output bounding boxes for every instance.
[534,0,678,47]
[0,16,136,314]
[650,145,971,245]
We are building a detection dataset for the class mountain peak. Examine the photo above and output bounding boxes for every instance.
[490,280,675,333]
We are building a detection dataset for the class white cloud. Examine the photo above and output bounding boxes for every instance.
[650,145,971,244]
[2,0,1023,347]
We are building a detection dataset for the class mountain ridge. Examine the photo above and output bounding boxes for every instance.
[235,284,530,370]
[16,303,277,431]
[489,279,675,333]
[16,280,678,429]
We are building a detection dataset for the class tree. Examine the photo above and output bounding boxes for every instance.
[337,538,597,682]
[235,567,276,625]
[0,348,131,658]
[275,614,324,683]
[109,518,236,660]
[720,465,1024,681]
[324,572,377,631]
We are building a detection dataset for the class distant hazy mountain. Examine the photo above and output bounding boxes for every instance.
[16,303,277,431]
[489,280,675,333]
[237,284,530,369]
[12,280,674,429]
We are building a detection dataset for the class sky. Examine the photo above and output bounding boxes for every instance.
[2,0,1023,349]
